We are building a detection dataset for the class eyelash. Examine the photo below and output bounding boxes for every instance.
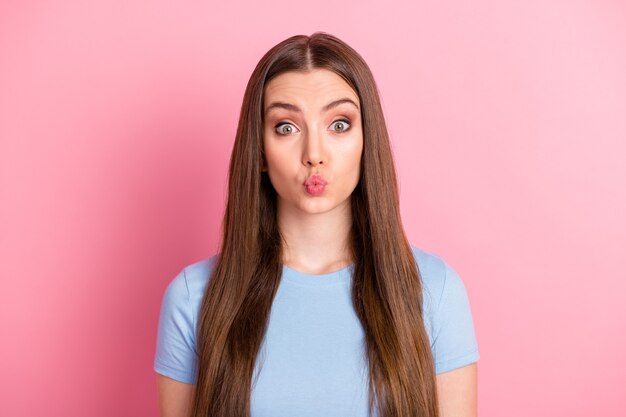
[274,119,352,135]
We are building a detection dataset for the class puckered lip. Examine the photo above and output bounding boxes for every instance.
[303,174,328,186]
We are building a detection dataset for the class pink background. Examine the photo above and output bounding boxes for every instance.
[1,1,625,416]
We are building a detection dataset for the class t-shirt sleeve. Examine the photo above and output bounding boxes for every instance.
[431,262,480,374]
[154,268,198,384]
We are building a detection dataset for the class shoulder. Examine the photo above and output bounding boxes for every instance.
[160,253,219,326]
[154,254,219,384]
[409,244,456,311]
[408,244,472,337]
[409,244,480,373]
[179,253,219,296]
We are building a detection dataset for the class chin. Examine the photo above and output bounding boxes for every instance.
[297,198,335,213]
[301,203,332,214]
[303,197,350,214]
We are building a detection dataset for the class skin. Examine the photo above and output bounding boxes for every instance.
[437,363,478,417]
[156,68,477,417]
[156,374,193,417]
[262,68,363,273]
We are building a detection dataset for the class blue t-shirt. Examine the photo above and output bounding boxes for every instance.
[154,245,479,416]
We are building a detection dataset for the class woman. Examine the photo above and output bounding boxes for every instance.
[155,32,479,417]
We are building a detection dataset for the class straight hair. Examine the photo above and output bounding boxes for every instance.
[191,32,439,417]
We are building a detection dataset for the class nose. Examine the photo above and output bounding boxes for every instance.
[302,125,326,167]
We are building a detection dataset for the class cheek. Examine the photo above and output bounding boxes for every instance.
[341,137,364,166]
[264,145,297,188]
[264,146,288,172]
[263,135,280,168]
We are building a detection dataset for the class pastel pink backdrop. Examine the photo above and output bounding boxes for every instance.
[1,1,624,416]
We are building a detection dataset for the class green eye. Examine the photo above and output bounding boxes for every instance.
[275,122,297,135]
[332,120,350,132]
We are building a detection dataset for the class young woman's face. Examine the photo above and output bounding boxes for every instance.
[262,68,363,215]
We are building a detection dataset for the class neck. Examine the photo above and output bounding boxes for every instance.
[277,198,353,274]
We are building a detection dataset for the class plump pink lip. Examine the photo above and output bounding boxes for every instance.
[304,174,328,186]
[304,174,327,196]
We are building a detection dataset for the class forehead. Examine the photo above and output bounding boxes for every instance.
[263,68,359,107]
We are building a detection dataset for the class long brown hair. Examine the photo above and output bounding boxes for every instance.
[191,32,439,417]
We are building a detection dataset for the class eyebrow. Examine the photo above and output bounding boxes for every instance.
[264,98,360,116]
